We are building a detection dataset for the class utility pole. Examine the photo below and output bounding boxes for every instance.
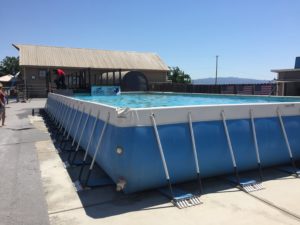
[215,55,219,85]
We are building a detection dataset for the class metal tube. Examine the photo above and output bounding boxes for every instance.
[221,111,240,184]
[277,109,298,174]
[75,109,92,151]
[250,109,263,182]
[151,114,170,180]
[188,112,200,173]
[89,112,110,170]
[52,101,60,123]
[72,106,85,146]
[150,114,174,198]
[58,103,69,131]
[59,101,69,127]
[277,109,293,159]
[63,104,75,136]
[66,105,80,139]
[83,111,101,161]
[71,109,92,164]
[54,101,63,125]
[221,111,237,167]
[188,112,203,194]
[80,111,107,186]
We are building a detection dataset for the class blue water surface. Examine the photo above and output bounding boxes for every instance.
[74,93,300,108]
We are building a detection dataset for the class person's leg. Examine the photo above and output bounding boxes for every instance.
[0,109,3,127]
[61,76,66,89]
[2,108,5,126]
[55,79,61,89]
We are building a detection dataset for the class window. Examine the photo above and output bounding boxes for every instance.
[39,70,47,78]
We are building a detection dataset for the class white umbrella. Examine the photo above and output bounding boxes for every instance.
[0,74,14,82]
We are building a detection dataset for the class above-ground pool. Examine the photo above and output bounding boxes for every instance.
[74,92,300,108]
[46,92,300,193]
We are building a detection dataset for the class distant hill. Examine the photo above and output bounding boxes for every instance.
[192,77,272,85]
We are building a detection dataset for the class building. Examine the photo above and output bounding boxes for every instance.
[271,57,300,96]
[13,44,169,97]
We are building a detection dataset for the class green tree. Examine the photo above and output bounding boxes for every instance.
[168,66,191,84]
[0,56,19,76]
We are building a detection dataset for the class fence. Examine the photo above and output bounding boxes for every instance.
[149,83,276,95]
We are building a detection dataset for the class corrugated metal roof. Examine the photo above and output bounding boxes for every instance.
[13,44,169,71]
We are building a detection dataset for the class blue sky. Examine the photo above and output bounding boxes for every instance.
[0,0,299,80]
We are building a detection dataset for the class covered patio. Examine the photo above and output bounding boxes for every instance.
[13,44,169,97]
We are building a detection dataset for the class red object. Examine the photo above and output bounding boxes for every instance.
[57,69,65,77]
[0,90,5,105]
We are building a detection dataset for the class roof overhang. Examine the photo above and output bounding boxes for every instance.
[275,79,300,83]
[13,44,170,72]
[271,68,300,73]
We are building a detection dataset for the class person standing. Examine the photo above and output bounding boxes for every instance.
[0,83,6,127]
[53,69,66,89]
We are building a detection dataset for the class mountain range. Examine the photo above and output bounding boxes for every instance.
[192,77,272,85]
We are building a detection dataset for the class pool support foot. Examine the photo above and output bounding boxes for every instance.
[226,176,264,192]
[158,187,202,209]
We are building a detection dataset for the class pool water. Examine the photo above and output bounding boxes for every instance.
[74,93,300,108]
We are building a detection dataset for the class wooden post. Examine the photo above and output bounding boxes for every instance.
[75,72,78,88]
[119,69,122,85]
[65,71,68,88]
[113,71,115,85]
[71,73,74,88]
[82,71,85,89]
[78,72,80,89]
[46,68,50,93]
[88,68,91,89]
[75,73,77,88]
[78,71,81,89]
[100,73,103,85]
[80,71,83,89]
[106,72,108,85]
[23,67,27,99]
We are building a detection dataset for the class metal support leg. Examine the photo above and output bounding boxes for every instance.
[54,102,69,140]
[221,111,241,184]
[150,114,174,199]
[65,106,86,163]
[54,102,63,126]
[71,109,92,165]
[59,104,75,146]
[277,109,299,177]
[250,109,264,183]
[188,112,203,194]
[57,103,71,144]
[62,105,80,151]
[222,111,263,192]
[77,111,101,182]
[58,102,69,131]
[83,113,110,188]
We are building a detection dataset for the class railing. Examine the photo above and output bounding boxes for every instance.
[149,83,276,95]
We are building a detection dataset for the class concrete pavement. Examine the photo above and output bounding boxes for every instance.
[0,99,49,225]
[1,98,300,225]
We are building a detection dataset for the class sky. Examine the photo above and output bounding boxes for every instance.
[0,0,299,80]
